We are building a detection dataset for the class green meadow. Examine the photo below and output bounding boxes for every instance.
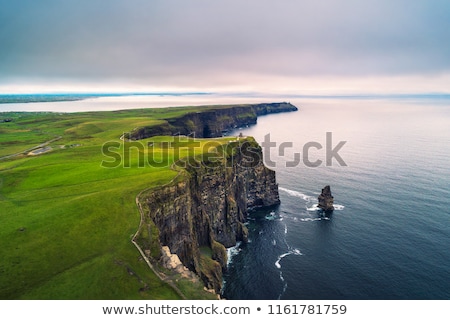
[0,107,236,299]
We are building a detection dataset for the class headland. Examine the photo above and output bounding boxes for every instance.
[0,102,297,299]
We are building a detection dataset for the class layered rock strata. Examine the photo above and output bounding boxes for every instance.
[137,139,280,293]
[128,102,298,140]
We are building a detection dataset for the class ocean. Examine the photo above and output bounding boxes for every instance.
[222,97,450,300]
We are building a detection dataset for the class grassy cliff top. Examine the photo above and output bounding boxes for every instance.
[0,104,265,299]
[0,102,295,157]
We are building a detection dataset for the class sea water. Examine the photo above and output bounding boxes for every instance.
[222,97,450,300]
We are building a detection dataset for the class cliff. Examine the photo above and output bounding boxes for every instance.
[128,102,298,140]
[136,138,280,293]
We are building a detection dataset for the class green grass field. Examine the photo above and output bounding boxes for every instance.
[0,107,237,299]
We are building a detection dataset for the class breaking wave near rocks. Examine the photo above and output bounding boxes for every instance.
[279,187,316,202]
[279,186,345,212]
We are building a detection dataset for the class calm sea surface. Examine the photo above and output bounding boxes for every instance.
[0,93,271,112]
[222,97,450,300]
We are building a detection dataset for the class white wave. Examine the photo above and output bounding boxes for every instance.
[284,224,288,234]
[307,203,345,212]
[300,217,322,222]
[226,241,242,266]
[301,216,334,222]
[280,187,345,211]
[278,281,288,300]
[275,249,302,269]
[272,239,277,246]
[279,187,315,202]
[276,248,302,299]
[265,211,278,220]
[307,204,320,211]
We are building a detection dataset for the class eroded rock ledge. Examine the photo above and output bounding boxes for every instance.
[127,102,298,140]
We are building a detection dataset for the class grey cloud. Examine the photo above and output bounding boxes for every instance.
[1,0,449,87]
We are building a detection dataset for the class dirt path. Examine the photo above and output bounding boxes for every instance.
[0,136,62,160]
[131,163,188,299]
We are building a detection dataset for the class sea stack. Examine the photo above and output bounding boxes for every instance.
[318,185,334,212]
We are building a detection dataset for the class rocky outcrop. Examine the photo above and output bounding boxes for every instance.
[318,185,334,212]
[160,246,185,273]
[160,246,198,279]
[137,138,280,293]
[128,102,298,140]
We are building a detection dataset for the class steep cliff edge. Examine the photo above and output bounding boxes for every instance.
[135,138,280,293]
[128,102,297,140]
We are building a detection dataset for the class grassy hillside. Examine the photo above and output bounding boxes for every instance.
[0,107,237,299]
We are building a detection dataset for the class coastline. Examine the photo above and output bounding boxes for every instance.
[0,102,297,299]
[0,92,212,104]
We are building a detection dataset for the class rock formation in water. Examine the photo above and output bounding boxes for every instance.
[318,185,334,212]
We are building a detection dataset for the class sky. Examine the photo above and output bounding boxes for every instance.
[1,0,450,94]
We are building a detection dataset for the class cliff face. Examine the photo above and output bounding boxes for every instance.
[129,102,298,140]
[138,139,280,292]
[318,185,334,212]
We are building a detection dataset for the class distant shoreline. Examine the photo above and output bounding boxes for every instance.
[0,92,212,104]
[2,92,450,105]
[2,92,450,113]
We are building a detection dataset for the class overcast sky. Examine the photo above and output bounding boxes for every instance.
[1,0,450,94]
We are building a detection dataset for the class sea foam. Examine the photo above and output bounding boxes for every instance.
[279,187,316,201]
[280,187,345,211]
[275,248,302,269]
[226,241,242,266]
